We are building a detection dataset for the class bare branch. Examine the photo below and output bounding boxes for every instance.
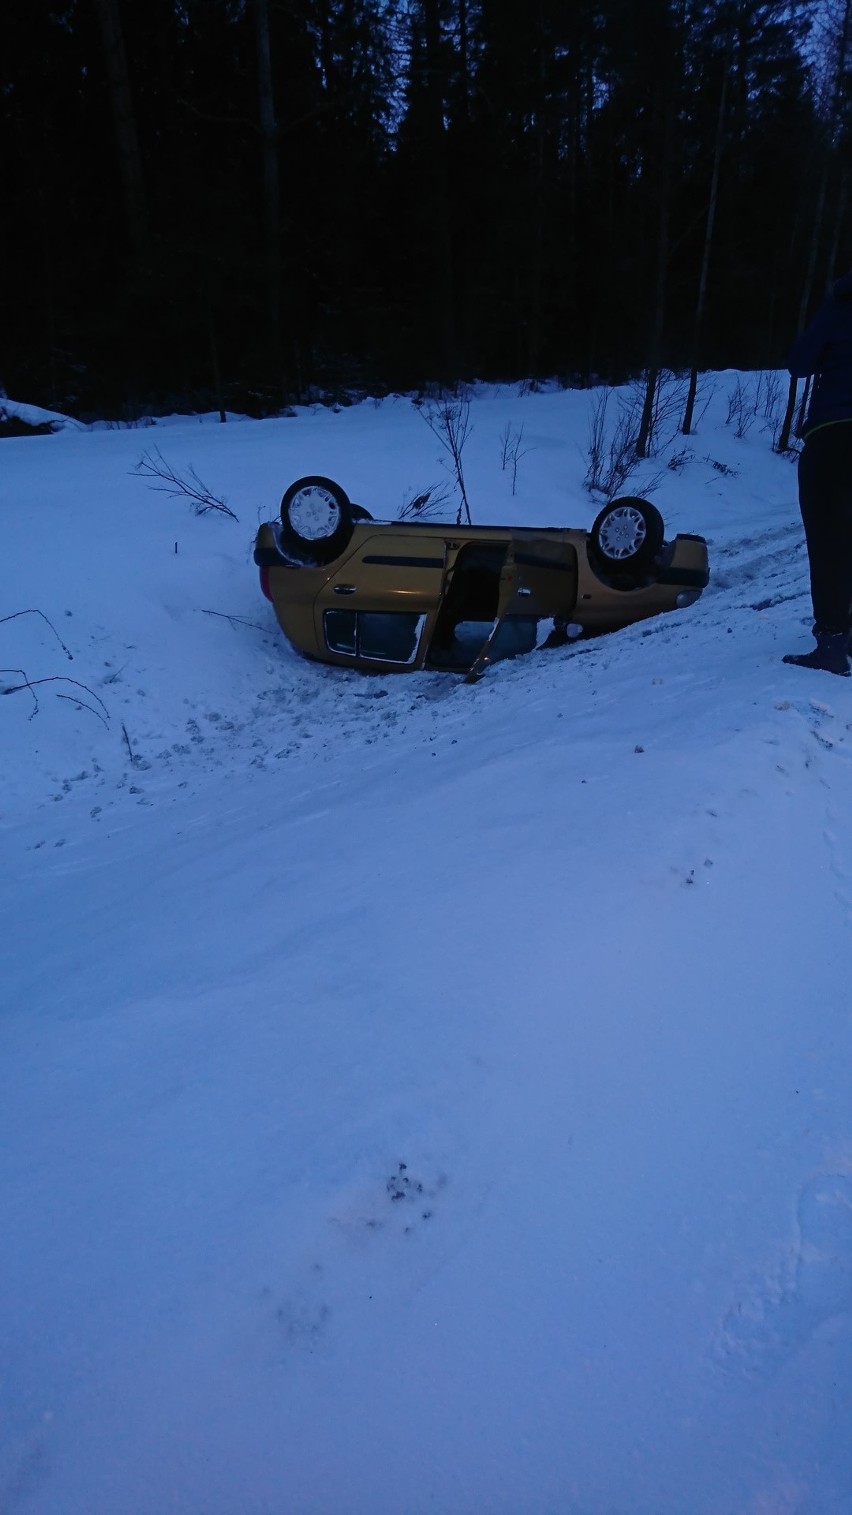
[420,399,474,524]
[176,95,260,135]
[132,447,238,520]
[724,376,755,438]
[177,88,344,140]
[585,387,646,499]
[397,482,455,521]
[499,422,532,495]
[584,391,610,493]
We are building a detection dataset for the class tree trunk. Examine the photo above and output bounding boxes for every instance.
[777,0,851,450]
[207,303,226,424]
[527,4,547,376]
[636,113,673,458]
[682,34,730,435]
[253,0,283,396]
[637,0,684,458]
[94,0,148,262]
[458,0,470,121]
[423,0,456,380]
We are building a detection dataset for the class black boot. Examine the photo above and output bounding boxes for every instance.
[783,630,851,676]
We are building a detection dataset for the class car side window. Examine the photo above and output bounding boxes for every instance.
[324,610,422,664]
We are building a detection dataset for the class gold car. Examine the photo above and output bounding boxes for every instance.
[254,475,709,676]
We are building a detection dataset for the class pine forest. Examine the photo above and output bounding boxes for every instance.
[2,0,850,418]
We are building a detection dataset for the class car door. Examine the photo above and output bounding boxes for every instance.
[313,531,443,668]
[426,538,513,670]
[462,537,579,679]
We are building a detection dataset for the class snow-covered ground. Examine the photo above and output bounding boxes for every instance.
[2,381,851,1515]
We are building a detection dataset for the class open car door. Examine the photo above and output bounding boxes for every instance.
[426,535,578,676]
[427,533,573,675]
[463,544,524,681]
[462,537,579,680]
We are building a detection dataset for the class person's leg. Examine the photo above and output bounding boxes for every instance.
[798,426,852,634]
[784,425,852,674]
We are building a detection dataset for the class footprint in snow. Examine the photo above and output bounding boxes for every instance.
[328,1164,447,1241]
[275,1293,331,1355]
[268,1165,447,1359]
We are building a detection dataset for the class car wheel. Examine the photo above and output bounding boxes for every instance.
[279,475,354,564]
[590,497,665,570]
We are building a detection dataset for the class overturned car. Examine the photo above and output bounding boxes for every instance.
[254,475,709,676]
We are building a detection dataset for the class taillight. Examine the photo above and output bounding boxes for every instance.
[259,566,272,601]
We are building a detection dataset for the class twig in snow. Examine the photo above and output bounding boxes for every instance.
[195,608,268,631]
[0,667,39,718]
[0,609,74,660]
[56,694,110,728]
[0,674,109,720]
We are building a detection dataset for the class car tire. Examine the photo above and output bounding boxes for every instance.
[350,503,373,522]
[590,497,665,572]
[279,475,355,564]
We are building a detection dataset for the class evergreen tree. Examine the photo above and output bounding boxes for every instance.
[0,0,838,414]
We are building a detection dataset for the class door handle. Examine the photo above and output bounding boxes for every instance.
[333,584,357,595]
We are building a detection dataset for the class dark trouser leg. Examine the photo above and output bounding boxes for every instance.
[798,425,852,634]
